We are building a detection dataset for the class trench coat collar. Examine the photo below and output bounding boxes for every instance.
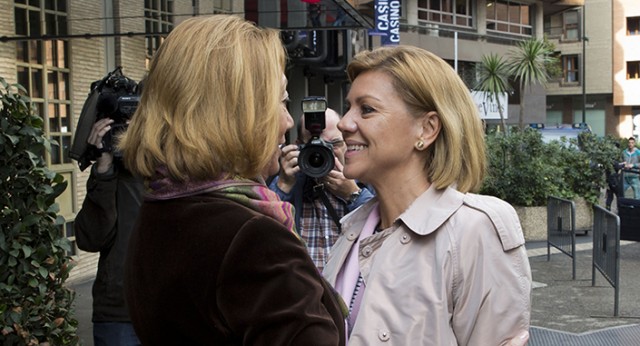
[340,185,463,238]
[399,185,464,236]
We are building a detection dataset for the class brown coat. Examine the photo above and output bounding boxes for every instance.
[125,193,345,345]
[324,186,531,345]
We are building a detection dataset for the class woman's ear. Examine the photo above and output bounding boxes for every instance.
[417,111,440,150]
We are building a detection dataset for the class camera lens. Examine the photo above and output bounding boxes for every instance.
[299,139,335,178]
[308,152,325,168]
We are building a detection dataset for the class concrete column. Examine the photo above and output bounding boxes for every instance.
[535,1,544,38]
[405,0,418,26]
[104,0,115,73]
[477,0,487,37]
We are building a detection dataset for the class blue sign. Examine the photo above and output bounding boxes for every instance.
[371,0,401,45]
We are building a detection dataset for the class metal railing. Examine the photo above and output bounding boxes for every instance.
[591,205,620,316]
[547,196,577,279]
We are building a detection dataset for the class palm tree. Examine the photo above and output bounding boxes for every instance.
[508,38,557,130]
[475,53,512,135]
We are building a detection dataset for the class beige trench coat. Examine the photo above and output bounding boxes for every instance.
[324,186,531,345]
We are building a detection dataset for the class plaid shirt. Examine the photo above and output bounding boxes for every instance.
[299,191,346,271]
[268,173,375,271]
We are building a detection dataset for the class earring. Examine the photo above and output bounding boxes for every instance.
[415,140,424,150]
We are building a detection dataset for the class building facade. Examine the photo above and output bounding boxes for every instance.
[4,0,636,280]
[613,0,640,138]
[545,0,640,138]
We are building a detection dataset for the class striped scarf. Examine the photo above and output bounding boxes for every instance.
[145,167,297,239]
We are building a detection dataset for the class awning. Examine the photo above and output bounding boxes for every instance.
[243,0,373,30]
[540,0,585,16]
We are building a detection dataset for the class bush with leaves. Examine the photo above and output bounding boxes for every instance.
[482,128,562,206]
[481,128,620,207]
[0,77,78,345]
[561,132,622,204]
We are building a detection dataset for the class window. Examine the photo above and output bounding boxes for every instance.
[628,16,640,36]
[14,0,76,255]
[213,0,233,13]
[562,55,580,83]
[486,1,532,36]
[628,61,640,80]
[562,10,579,41]
[14,1,71,166]
[145,0,174,68]
[417,0,472,28]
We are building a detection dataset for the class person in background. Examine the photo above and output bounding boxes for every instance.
[605,142,622,210]
[270,108,374,270]
[323,45,531,345]
[621,136,640,199]
[75,118,143,346]
[118,15,345,345]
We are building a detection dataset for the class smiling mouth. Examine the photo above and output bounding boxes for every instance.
[347,145,367,152]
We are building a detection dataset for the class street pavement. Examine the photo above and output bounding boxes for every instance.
[527,234,640,345]
[69,275,93,346]
[68,233,640,346]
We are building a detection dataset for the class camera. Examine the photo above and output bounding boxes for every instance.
[298,96,335,178]
[69,67,140,170]
[96,74,139,155]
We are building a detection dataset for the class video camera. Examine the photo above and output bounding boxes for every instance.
[298,96,335,178]
[69,67,140,171]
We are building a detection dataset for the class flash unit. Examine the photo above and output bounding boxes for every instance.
[301,96,328,113]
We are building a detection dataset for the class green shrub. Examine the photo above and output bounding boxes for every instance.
[481,128,620,207]
[0,77,78,345]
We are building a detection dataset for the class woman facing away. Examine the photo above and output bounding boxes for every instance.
[118,15,345,345]
[323,45,532,345]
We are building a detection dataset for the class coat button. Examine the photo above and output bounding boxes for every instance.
[347,232,358,241]
[400,232,411,244]
[361,245,373,257]
[378,329,390,341]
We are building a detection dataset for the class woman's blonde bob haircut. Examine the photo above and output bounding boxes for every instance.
[119,15,286,181]
[347,45,486,193]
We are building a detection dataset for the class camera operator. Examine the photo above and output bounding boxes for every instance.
[74,114,143,345]
[269,107,374,270]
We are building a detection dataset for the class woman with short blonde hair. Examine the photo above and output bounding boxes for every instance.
[345,45,486,193]
[120,15,286,181]
[119,15,345,345]
[324,45,531,345]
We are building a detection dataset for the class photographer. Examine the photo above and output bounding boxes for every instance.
[74,93,143,344]
[269,107,374,270]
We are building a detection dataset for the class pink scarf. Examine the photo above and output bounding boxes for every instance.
[334,203,380,335]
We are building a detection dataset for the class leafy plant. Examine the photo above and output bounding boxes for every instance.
[482,129,562,206]
[0,77,78,344]
[507,38,558,130]
[474,53,512,135]
[481,129,620,207]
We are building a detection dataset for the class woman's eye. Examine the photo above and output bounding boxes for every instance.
[362,105,374,114]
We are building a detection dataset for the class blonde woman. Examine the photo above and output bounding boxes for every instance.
[119,15,345,345]
[324,45,531,345]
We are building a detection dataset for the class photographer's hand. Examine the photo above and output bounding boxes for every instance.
[323,158,359,201]
[276,144,300,194]
[88,118,115,174]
